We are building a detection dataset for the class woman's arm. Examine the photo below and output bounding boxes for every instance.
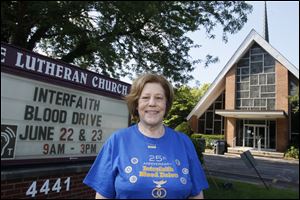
[189,190,204,199]
[95,192,109,199]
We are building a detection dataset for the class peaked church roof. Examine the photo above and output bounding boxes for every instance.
[187,29,299,120]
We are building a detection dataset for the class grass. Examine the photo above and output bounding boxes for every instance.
[204,177,299,199]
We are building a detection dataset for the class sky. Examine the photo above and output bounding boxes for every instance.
[186,1,299,87]
[34,1,299,87]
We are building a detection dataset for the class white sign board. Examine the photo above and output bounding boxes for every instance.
[1,42,130,165]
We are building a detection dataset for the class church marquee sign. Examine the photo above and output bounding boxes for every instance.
[1,42,130,165]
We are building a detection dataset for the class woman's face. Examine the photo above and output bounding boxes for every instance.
[138,82,166,127]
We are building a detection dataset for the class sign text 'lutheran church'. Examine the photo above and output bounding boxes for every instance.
[1,42,130,165]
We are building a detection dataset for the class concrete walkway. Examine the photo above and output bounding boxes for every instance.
[202,151,299,191]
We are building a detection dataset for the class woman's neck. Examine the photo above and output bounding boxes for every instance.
[138,122,165,138]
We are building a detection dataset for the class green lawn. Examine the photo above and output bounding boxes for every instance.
[204,177,299,199]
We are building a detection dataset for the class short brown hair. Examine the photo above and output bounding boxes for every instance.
[125,74,174,120]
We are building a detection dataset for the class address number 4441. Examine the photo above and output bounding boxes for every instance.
[26,177,71,197]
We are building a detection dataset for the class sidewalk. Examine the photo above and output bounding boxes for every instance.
[202,150,299,191]
[204,148,299,164]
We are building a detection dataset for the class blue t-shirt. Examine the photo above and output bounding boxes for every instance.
[83,125,209,199]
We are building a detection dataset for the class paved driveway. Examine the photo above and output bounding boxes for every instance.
[202,153,299,191]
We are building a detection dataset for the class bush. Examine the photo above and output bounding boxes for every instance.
[174,123,204,163]
[175,121,192,136]
[190,134,205,164]
[195,133,225,149]
[284,146,299,159]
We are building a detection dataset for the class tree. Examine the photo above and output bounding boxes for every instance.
[1,1,252,84]
[289,89,299,144]
[290,92,299,114]
[164,83,210,128]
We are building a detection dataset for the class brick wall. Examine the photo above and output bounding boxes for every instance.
[225,65,236,146]
[1,164,95,199]
[226,117,236,147]
[275,61,289,152]
[225,65,236,110]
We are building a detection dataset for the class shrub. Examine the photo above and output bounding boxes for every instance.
[195,133,225,149]
[190,134,205,164]
[175,121,192,136]
[284,146,299,159]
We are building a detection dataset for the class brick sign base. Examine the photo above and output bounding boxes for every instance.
[1,163,95,199]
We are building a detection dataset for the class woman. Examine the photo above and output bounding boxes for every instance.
[83,74,209,199]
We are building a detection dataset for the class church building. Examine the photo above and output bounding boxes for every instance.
[187,3,299,153]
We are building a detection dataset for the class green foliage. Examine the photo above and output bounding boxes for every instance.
[175,125,205,164]
[164,83,210,128]
[175,122,192,136]
[1,1,252,84]
[190,133,202,139]
[190,134,205,164]
[197,133,225,149]
[284,146,299,159]
[289,90,299,114]
[289,89,299,135]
